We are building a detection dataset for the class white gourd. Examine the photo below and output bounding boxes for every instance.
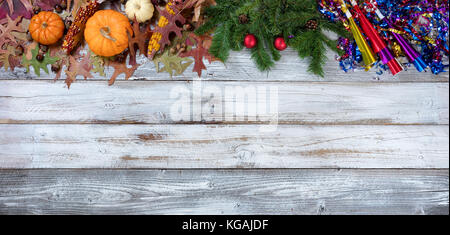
[125,0,155,23]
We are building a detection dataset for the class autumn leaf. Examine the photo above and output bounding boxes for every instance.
[48,43,72,81]
[64,52,94,88]
[91,53,106,77]
[128,19,150,65]
[0,0,33,20]
[154,50,193,77]
[107,60,140,86]
[0,51,3,68]
[23,41,37,60]
[179,0,216,22]
[35,0,63,11]
[0,16,26,71]
[10,20,29,42]
[179,33,218,77]
[22,45,59,76]
[0,44,20,71]
[0,15,25,49]
[153,5,186,55]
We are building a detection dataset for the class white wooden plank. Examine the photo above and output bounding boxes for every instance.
[0,169,447,215]
[0,124,447,169]
[1,50,448,82]
[0,80,448,125]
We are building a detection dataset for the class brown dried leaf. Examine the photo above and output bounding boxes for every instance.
[128,19,150,65]
[152,5,186,56]
[65,52,94,88]
[180,0,216,22]
[24,41,37,60]
[0,15,25,48]
[50,45,70,81]
[0,45,16,71]
[36,0,63,11]
[179,33,218,77]
[0,0,33,20]
[10,18,29,41]
[107,61,140,86]
[0,49,5,67]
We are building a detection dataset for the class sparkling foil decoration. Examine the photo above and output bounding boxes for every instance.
[391,42,403,57]
[318,0,449,75]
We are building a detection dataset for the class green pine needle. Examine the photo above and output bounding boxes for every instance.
[251,41,274,71]
[209,22,232,62]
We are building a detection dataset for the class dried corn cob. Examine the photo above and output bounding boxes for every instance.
[62,0,99,54]
[148,1,176,58]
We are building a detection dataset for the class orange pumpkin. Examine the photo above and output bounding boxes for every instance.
[84,10,133,57]
[29,11,65,45]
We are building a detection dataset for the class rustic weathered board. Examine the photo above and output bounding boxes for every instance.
[0,169,447,215]
[0,48,448,215]
[1,50,448,82]
[1,80,448,125]
[0,124,447,169]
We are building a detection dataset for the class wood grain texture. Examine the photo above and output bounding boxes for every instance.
[1,50,448,82]
[1,48,448,215]
[0,124,447,169]
[0,80,448,125]
[0,169,447,215]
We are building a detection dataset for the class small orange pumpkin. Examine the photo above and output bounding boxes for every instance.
[84,10,133,57]
[29,11,65,45]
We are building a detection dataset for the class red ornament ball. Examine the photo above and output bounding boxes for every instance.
[274,37,287,51]
[244,34,257,49]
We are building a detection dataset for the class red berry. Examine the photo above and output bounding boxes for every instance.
[244,34,257,49]
[274,37,287,51]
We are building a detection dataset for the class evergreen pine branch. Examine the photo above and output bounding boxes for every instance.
[290,30,315,58]
[197,0,345,75]
[230,24,247,51]
[278,12,317,29]
[291,30,327,76]
[323,36,339,54]
[265,32,281,61]
[196,0,243,35]
[195,18,220,35]
[248,3,277,69]
[308,31,327,77]
[209,22,232,62]
[236,0,259,16]
[251,39,274,71]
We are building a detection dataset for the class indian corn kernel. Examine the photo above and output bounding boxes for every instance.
[62,0,99,54]
[148,2,175,55]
